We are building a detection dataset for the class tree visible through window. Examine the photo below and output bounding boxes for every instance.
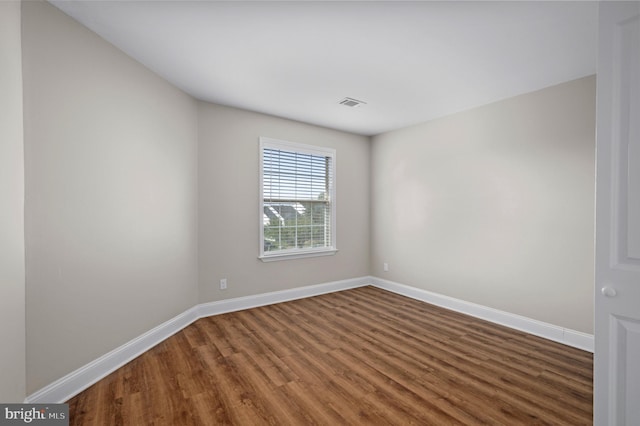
[260,137,336,260]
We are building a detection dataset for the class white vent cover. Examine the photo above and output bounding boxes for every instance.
[339,97,367,108]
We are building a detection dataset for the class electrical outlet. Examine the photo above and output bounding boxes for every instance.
[220,278,227,290]
[383,262,389,272]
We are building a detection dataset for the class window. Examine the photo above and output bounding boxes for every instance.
[259,137,336,261]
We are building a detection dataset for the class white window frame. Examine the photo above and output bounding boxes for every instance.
[259,137,337,262]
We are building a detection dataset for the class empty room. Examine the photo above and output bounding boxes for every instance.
[2,0,639,424]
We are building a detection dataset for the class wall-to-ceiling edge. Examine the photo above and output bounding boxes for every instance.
[19,0,596,406]
[22,0,199,394]
[370,76,596,335]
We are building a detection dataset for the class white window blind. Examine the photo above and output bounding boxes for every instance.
[259,138,336,261]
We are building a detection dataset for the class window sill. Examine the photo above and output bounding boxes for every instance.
[259,248,338,262]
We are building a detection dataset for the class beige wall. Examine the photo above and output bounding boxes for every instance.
[0,0,26,403]
[198,102,370,302]
[21,1,199,393]
[14,0,595,398]
[371,76,596,333]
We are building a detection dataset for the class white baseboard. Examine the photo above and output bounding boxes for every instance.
[370,276,594,353]
[197,276,371,318]
[25,306,201,405]
[26,275,593,403]
[25,276,371,404]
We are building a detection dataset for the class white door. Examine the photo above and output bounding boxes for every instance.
[594,1,640,425]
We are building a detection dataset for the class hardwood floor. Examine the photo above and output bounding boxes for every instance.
[68,286,593,425]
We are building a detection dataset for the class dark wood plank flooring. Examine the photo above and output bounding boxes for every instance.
[68,286,593,425]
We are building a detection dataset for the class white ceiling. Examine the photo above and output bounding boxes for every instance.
[50,1,598,136]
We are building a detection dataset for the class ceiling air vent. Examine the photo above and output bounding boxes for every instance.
[339,97,367,108]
